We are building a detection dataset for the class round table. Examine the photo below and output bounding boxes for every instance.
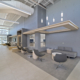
[52,52,62,59]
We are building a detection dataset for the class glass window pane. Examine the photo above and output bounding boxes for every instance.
[40,34,46,47]
[30,34,35,47]
[0,29,9,35]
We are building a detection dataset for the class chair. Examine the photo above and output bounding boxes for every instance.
[21,47,32,57]
[17,45,21,50]
[54,54,67,69]
[26,48,32,57]
[21,47,27,54]
[34,49,45,62]
[6,43,11,46]
[26,48,32,53]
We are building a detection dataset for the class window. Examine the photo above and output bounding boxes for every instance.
[0,29,9,35]
[0,36,7,44]
[40,34,46,47]
[29,34,35,47]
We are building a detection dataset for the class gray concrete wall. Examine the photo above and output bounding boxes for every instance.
[35,6,46,51]
[9,0,80,55]
[46,0,80,56]
[10,6,38,49]
[37,6,46,28]
[21,29,28,47]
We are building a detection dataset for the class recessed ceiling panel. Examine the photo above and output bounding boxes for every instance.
[3,13,21,26]
[0,13,8,25]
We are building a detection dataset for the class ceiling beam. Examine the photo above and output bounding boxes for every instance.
[9,35,17,38]
[0,9,28,18]
[39,30,49,34]
[32,0,46,9]
[0,18,19,24]
[2,13,8,25]
[0,25,12,28]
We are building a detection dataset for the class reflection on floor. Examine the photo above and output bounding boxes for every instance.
[0,45,58,80]
[16,51,80,80]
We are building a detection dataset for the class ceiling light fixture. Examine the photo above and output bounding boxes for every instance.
[46,16,48,20]
[41,19,43,23]
[48,22,50,25]
[0,2,31,15]
[61,12,63,17]
[61,18,63,21]
[53,18,55,22]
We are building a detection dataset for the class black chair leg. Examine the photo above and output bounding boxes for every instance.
[36,58,43,62]
[56,64,66,70]
[28,55,32,58]
[30,55,32,57]
[24,52,27,55]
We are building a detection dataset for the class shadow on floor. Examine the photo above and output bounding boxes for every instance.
[15,52,80,80]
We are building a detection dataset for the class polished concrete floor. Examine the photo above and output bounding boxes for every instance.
[0,45,58,80]
[16,49,80,80]
[0,45,80,80]
[66,60,80,80]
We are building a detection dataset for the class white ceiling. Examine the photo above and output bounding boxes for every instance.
[15,0,54,7]
[3,13,21,26]
[0,0,54,30]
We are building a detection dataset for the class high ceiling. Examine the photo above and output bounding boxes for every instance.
[0,0,54,29]
[16,0,54,8]
[0,13,21,28]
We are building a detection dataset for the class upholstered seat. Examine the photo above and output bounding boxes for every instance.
[54,54,67,69]
[34,49,45,62]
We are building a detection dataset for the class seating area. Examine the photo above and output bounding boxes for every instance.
[15,49,80,80]
[0,0,80,80]
[52,47,77,58]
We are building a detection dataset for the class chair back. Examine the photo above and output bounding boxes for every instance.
[17,45,21,50]
[34,49,40,56]
[21,47,26,51]
[26,48,30,52]
[54,54,67,62]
